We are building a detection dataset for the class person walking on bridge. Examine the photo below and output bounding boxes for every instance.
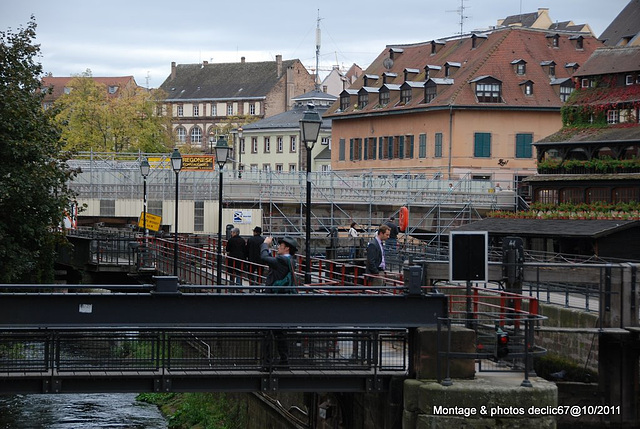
[366,225,390,286]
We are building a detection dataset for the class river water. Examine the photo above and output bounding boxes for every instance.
[0,393,167,429]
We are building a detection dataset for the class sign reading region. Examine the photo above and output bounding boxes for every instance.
[148,155,215,171]
[138,212,162,231]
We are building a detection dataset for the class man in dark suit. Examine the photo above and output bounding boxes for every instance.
[366,224,390,286]
[225,227,246,288]
[246,226,265,286]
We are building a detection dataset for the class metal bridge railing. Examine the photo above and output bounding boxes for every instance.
[0,328,407,375]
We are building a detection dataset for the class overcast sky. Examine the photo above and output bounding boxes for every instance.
[1,0,628,89]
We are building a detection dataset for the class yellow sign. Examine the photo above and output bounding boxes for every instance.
[148,155,215,171]
[138,212,162,231]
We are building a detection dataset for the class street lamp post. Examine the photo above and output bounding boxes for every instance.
[299,103,322,285]
[237,127,243,179]
[170,148,182,277]
[140,157,150,239]
[214,135,231,286]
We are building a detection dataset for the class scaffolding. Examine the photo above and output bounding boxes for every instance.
[67,152,518,252]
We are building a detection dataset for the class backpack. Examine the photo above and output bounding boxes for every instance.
[272,257,298,294]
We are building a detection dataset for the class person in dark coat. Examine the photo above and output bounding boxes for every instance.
[246,226,265,286]
[260,235,298,367]
[260,236,298,289]
[225,227,246,287]
[366,224,390,286]
[384,215,399,271]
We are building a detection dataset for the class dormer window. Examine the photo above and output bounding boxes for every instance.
[358,93,368,108]
[581,78,592,88]
[63,87,71,95]
[540,60,556,78]
[444,62,461,77]
[424,65,441,80]
[626,74,634,86]
[511,59,527,75]
[565,62,579,73]
[431,40,445,55]
[471,76,502,103]
[380,90,390,106]
[546,33,560,48]
[400,87,412,104]
[424,81,437,103]
[519,80,534,96]
[340,93,350,111]
[389,47,403,60]
[363,74,379,87]
[403,68,419,81]
[471,33,488,49]
[108,85,118,94]
[569,35,584,50]
[382,72,397,84]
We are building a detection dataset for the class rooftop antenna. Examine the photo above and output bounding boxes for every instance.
[315,9,322,91]
[447,0,470,35]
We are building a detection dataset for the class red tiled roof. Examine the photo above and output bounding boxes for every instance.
[41,76,138,102]
[326,27,601,117]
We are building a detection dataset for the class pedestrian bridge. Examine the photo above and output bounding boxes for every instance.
[0,283,447,394]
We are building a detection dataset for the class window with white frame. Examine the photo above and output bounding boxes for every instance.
[264,137,270,153]
[290,136,297,152]
[277,137,283,152]
[321,137,330,145]
[251,137,258,153]
[581,78,591,88]
[108,86,118,94]
[607,110,619,124]
[176,127,186,143]
[227,104,233,115]
[476,82,501,103]
[193,105,199,116]
[560,84,573,102]
[275,164,283,172]
[249,103,256,115]
[289,164,296,172]
[263,164,270,171]
[516,63,526,75]
[626,75,634,86]
[240,138,245,154]
[211,103,217,116]
[321,164,331,173]
[191,127,202,144]
[177,105,183,116]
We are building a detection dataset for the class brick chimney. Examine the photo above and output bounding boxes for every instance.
[171,62,176,81]
[276,54,283,78]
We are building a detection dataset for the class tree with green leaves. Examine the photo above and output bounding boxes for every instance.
[0,18,76,283]
[53,71,172,153]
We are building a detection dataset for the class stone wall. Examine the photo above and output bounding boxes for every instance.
[536,303,600,372]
